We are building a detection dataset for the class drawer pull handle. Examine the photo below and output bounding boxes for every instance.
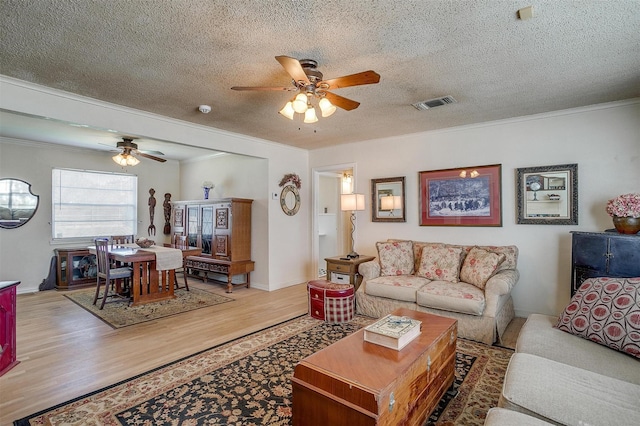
[388,392,395,412]
[427,356,431,373]
[450,331,455,344]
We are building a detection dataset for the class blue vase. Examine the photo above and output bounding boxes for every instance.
[203,187,210,199]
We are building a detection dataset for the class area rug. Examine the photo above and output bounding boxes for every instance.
[64,287,234,328]
[15,315,513,425]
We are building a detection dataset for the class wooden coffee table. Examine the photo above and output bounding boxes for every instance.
[292,308,457,426]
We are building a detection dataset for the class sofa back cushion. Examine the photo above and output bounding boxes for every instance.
[555,277,640,359]
[459,246,506,289]
[475,245,518,272]
[416,246,464,283]
[376,241,414,276]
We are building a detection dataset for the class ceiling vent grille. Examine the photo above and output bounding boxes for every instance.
[412,95,457,111]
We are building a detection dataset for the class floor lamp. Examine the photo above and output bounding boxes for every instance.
[341,193,365,258]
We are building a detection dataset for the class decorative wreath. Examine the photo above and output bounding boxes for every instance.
[279,173,301,189]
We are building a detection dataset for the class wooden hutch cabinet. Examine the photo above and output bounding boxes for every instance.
[54,247,97,290]
[570,231,640,296]
[172,198,253,292]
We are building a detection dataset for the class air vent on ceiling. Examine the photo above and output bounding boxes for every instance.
[412,95,457,111]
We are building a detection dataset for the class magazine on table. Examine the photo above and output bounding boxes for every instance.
[364,314,422,350]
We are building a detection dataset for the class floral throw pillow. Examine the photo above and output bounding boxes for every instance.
[376,241,414,276]
[459,246,505,289]
[416,246,463,282]
[555,277,640,358]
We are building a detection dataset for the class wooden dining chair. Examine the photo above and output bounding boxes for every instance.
[172,235,190,291]
[93,238,133,309]
[111,235,135,247]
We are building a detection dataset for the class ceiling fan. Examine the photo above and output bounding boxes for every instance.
[111,138,166,166]
[231,56,380,122]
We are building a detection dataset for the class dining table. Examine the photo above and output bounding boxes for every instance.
[88,243,202,306]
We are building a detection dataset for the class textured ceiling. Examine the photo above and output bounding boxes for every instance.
[1,0,639,153]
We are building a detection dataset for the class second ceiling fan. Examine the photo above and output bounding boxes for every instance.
[231,56,380,122]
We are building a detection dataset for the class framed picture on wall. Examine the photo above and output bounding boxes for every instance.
[419,164,502,227]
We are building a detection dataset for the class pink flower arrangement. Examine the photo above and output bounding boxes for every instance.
[279,173,301,189]
[606,193,640,218]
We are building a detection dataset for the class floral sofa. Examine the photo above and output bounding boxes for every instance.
[497,277,640,425]
[356,240,519,345]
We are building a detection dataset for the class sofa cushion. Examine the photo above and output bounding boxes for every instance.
[516,314,640,384]
[416,281,485,315]
[459,246,505,289]
[411,241,445,274]
[364,275,429,302]
[485,408,555,426]
[376,241,414,276]
[555,277,640,359]
[500,353,640,426]
[477,245,518,272]
[416,245,463,283]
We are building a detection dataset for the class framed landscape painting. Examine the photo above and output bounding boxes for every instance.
[419,164,502,227]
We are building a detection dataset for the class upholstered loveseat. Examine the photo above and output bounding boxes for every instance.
[496,277,640,425]
[356,240,519,345]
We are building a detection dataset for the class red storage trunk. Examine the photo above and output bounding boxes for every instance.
[307,280,355,323]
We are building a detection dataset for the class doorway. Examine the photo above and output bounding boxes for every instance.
[312,164,355,278]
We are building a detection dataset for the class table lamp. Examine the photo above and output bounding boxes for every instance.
[341,193,365,258]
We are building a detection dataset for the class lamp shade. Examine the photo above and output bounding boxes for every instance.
[319,97,336,117]
[278,101,295,120]
[304,106,318,123]
[292,93,308,113]
[380,195,395,211]
[341,193,365,211]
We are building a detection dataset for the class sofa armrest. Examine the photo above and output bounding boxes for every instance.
[358,260,380,280]
[485,269,520,296]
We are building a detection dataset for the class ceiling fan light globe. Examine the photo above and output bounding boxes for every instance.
[126,155,140,166]
[319,98,336,117]
[112,153,128,166]
[279,101,295,120]
[304,106,318,123]
[292,93,308,113]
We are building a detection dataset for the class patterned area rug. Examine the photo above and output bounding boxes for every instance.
[15,315,512,425]
[65,287,234,328]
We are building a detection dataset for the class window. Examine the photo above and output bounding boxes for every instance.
[52,168,137,239]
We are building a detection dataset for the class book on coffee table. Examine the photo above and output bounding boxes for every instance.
[363,314,422,350]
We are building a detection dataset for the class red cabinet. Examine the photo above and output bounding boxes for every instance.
[0,281,20,376]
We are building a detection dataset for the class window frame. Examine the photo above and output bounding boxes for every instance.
[51,168,138,241]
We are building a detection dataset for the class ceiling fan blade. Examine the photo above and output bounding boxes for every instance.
[323,92,360,111]
[275,56,310,85]
[231,86,297,91]
[136,151,167,163]
[138,149,165,156]
[320,70,380,90]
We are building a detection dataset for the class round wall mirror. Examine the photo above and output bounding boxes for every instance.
[280,185,300,216]
[0,178,40,229]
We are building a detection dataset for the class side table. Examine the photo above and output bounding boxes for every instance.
[325,255,375,291]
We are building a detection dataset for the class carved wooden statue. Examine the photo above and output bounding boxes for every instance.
[163,193,172,235]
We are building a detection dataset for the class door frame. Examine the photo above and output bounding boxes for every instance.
[311,162,356,279]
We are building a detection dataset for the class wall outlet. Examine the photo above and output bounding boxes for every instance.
[272,192,279,200]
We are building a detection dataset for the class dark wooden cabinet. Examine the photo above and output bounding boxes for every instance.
[570,231,640,296]
[0,281,20,376]
[55,248,97,290]
[172,198,253,292]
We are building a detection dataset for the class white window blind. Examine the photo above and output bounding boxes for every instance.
[52,168,137,239]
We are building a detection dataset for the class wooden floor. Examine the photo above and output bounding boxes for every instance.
[0,279,309,424]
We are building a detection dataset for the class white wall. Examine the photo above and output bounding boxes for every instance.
[309,100,640,317]
[0,77,311,293]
